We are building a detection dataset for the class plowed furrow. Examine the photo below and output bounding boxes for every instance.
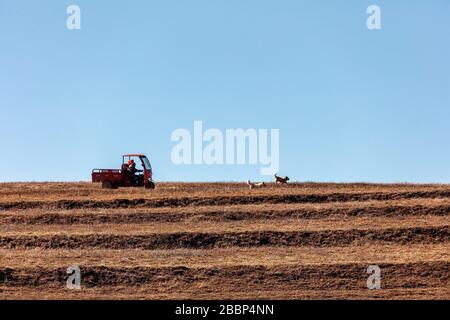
[1,262,448,290]
[2,245,448,268]
[0,227,448,249]
[2,204,448,225]
[2,190,450,211]
[2,216,448,235]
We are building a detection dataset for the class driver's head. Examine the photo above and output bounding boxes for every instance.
[128,160,132,165]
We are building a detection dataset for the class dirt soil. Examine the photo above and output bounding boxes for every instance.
[0,182,449,299]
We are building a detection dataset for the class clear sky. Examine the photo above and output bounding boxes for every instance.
[1,0,449,182]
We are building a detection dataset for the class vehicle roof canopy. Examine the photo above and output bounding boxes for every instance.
[123,154,147,157]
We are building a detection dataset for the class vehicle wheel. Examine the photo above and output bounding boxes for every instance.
[145,181,155,189]
[102,181,113,189]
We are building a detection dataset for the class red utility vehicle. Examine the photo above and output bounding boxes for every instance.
[92,154,155,189]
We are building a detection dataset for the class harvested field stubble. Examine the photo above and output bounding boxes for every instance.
[0,182,449,299]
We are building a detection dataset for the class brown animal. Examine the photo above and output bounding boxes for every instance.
[274,173,290,184]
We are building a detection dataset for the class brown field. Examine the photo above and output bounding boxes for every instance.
[0,182,449,300]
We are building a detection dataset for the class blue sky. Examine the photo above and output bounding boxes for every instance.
[1,0,449,182]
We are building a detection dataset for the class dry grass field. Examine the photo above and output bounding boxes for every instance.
[0,182,449,299]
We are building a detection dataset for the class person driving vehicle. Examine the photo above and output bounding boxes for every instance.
[127,159,142,185]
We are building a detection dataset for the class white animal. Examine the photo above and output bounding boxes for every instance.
[247,180,266,190]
